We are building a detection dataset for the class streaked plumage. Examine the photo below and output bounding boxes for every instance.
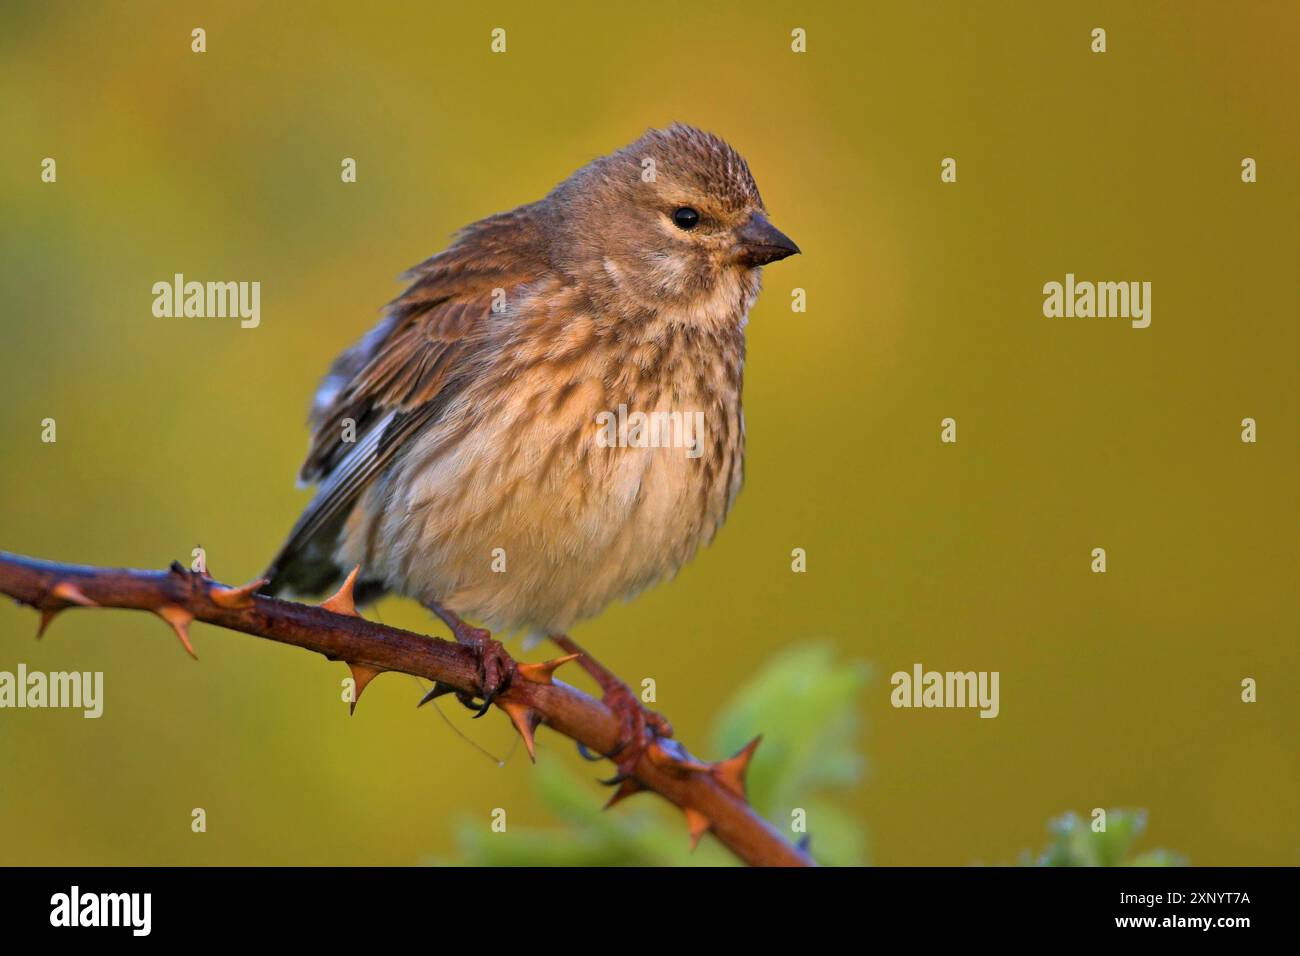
[262,124,798,637]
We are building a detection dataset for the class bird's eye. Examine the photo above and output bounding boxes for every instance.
[672,207,700,230]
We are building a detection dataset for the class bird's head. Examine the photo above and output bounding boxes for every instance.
[547,124,799,319]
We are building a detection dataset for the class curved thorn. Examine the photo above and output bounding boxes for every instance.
[596,770,627,787]
[416,682,456,707]
[648,739,710,774]
[36,608,60,639]
[156,605,197,659]
[500,700,540,762]
[603,776,644,809]
[516,652,582,685]
[713,734,762,800]
[50,582,97,607]
[209,577,268,610]
[684,807,711,851]
[320,566,361,617]
[346,662,383,716]
[35,582,99,637]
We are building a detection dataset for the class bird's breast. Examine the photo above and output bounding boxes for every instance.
[353,308,747,634]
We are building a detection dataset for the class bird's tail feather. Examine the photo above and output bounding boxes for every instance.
[259,509,386,604]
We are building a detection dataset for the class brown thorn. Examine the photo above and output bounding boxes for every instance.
[713,735,762,800]
[684,807,711,851]
[36,608,60,639]
[603,775,645,810]
[34,581,101,638]
[50,582,97,607]
[515,652,582,685]
[155,605,198,659]
[648,738,711,775]
[209,577,268,610]
[347,662,384,716]
[416,681,457,707]
[320,566,361,617]
[499,700,541,762]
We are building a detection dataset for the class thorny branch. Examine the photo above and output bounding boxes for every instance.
[0,550,813,867]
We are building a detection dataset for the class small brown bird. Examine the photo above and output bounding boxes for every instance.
[262,123,798,711]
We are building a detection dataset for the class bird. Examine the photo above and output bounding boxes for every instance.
[261,123,799,731]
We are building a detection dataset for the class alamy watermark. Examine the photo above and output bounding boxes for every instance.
[50,886,150,936]
[891,663,999,718]
[0,663,103,718]
[595,404,706,459]
[1043,273,1150,329]
[152,273,260,328]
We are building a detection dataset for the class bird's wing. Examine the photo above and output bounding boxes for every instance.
[262,203,550,595]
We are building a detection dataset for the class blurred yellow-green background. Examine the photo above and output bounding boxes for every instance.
[1,1,1296,865]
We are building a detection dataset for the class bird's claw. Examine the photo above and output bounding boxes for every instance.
[600,680,672,779]
[469,635,513,718]
[548,633,671,778]
[427,601,513,718]
[576,741,605,762]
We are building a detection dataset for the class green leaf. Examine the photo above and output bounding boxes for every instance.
[710,644,869,822]
[1030,809,1185,867]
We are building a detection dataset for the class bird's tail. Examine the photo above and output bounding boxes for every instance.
[259,508,386,604]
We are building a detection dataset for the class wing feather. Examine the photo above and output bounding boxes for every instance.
[262,202,550,596]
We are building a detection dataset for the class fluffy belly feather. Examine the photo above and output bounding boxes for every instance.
[336,355,742,635]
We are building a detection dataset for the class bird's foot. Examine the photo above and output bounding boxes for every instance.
[428,602,512,718]
[551,634,672,779]
[602,680,673,781]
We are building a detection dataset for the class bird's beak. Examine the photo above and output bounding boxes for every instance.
[733,211,800,267]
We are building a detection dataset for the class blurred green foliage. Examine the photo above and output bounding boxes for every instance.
[442,645,870,866]
[1028,809,1185,867]
[441,645,1187,867]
